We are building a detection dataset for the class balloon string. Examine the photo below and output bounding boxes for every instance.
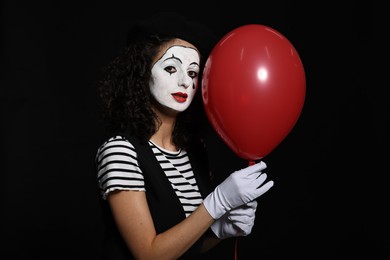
[234,161,255,259]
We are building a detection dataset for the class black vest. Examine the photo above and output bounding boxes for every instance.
[100,136,212,260]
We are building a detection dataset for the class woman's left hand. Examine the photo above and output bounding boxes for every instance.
[210,200,258,239]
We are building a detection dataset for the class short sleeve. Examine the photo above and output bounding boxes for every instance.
[95,136,145,200]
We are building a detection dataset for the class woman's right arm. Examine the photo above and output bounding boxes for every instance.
[108,189,216,260]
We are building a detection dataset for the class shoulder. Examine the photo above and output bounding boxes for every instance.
[96,135,136,160]
[98,135,134,151]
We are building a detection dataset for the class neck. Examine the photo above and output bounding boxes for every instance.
[151,107,178,151]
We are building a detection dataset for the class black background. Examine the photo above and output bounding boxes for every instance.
[1,1,388,259]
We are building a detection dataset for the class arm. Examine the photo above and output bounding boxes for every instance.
[108,190,215,260]
[108,161,273,259]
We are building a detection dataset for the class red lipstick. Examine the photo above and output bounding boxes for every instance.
[172,92,188,103]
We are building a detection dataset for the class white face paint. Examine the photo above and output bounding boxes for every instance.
[150,45,200,112]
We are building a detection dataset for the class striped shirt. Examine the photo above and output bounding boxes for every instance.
[96,136,203,217]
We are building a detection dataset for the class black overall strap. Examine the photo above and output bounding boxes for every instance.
[126,136,212,259]
[127,136,186,231]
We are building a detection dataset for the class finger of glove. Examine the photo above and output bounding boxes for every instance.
[228,202,257,217]
[255,180,274,197]
[253,173,268,186]
[219,220,248,236]
[217,173,260,201]
[214,175,271,212]
[228,213,255,224]
[245,200,258,210]
[228,209,255,220]
[235,161,267,177]
[231,221,254,236]
[233,174,268,200]
[226,165,265,190]
[249,161,267,172]
[211,221,234,239]
[237,172,267,192]
[231,172,265,192]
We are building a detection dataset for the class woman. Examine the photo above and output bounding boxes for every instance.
[95,13,274,259]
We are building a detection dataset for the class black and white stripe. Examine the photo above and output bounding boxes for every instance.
[149,141,202,217]
[95,136,202,217]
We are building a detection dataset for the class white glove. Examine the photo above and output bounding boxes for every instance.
[203,161,274,219]
[211,200,258,239]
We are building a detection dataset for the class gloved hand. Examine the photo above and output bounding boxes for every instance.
[203,161,273,219]
[211,200,258,239]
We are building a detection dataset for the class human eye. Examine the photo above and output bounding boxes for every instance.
[188,70,198,79]
[164,65,177,75]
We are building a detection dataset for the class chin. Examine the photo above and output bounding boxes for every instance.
[159,105,183,116]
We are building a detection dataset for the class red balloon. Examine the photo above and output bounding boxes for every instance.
[202,24,306,161]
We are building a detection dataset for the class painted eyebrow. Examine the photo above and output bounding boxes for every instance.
[163,54,182,63]
[162,54,199,67]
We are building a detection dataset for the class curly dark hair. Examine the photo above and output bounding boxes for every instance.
[98,35,206,149]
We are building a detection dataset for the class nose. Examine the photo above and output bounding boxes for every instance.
[178,73,192,88]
